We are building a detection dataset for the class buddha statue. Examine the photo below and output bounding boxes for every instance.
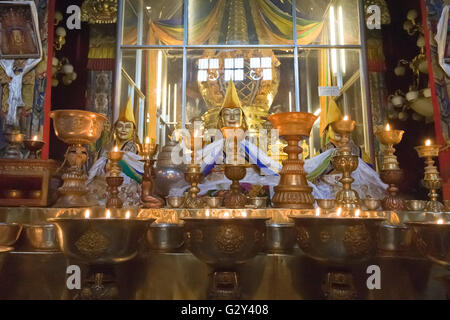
[87,98,146,207]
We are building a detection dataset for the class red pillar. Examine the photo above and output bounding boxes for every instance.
[421,0,450,200]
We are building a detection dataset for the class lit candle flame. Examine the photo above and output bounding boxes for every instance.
[385,123,390,131]
[32,135,38,141]
[205,209,210,217]
[113,145,119,152]
[106,209,111,219]
[437,219,444,225]
[355,209,361,218]
[84,209,90,219]
[242,211,247,218]
[343,115,349,121]
[336,207,342,217]
[125,210,131,219]
[145,137,150,145]
[425,139,431,147]
[315,207,321,217]
[224,211,230,218]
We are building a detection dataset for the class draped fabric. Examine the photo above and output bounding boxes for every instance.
[147,0,323,45]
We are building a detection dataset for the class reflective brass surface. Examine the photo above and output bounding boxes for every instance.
[4,129,24,159]
[362,199,381,211]
[184,164,204,209]
[0,222,22,247]
[264,223,296,254]
[23,140,45,160]
[316,199,336,210]
[182,217,269,269]
[406,221,450,267]
[406,200,426,211]
[377,224,413,254]
[4,189,23,199]
[21,223,59,252]
[376,129,404,171]
[50,110,107,208]
[146,223,185,253]
[269,112,317,209]
[0,246,13,274]
[223,164,248,208]
[205,197,224,209]
[166,196,185,208]
[289,216,384,265]
[248,197,267,209]
[380,169,405,211]
[49,217,154,265]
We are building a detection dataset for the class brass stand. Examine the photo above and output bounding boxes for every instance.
[4,129,24,159]
[141,142,164,208]
[331,119,360,210]
[55,144,95,207]
[184,163,204,209]
[321,270,357,300]
[223,164,248,208]
[268,112,318,209]
[415,144,444,212]
[376,128,405,211]
[208,271,240,300]
[106,149,124,209]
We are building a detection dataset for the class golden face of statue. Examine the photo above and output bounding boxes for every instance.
[115,121,134,143]
[10,29,25,46]
[221,108,242,128]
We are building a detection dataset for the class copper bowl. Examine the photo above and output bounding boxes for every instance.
[289,216,384,265]
[0,223,23,247]
[50,109,107,145]
[268,112,318,137]
[406,221,450,267]
[375,130,404,146]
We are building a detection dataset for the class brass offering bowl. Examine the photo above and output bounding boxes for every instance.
[406,221,450,267]
[20,224,59,252]
[166,196,185,208]
[377,224,413,254]
[316,199,336,210]
[23,139,45,159]
[268,112,318,209]
[49,216,154,265]
[375,129,404,146]
[405,200,426,211]
[289,216,384,265]
[361,199,381,211]
[248,197,267,209]
[50,110,107,207]
[204,196,223,208]
[3,189,23,199]
[146,223,185,253]
[0,223,23,247]
[264,223,296,254]
[182,217,269,268]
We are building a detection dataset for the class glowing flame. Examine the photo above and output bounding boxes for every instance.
[336,207,342,217]
[343,115,349,121]
[145,136,150,145]
[125,210,131,219]
[385,123,390,131]
[425,139,431,147]
[33,135,38,141]
[437,219,444,225]
[113,145,119,152]
[106,209,111,219]
[355,209,361,218]
[241,211,247,218]
[224,211,230,218]
[315,207,321,217]
[84,209,90,219]
[205,209,210,217]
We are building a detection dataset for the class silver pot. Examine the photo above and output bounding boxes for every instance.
[21,224,59,252]
[154,141,186,197]
[146,223,185,252]
[264,223,296,254]
[0,223,22,247]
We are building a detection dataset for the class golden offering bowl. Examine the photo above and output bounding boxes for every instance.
[0,222,23,247]
[375,130,404,146]
[415,145,441,158]
[107,150,124,162]
[50,109,107,145]
[268,112,318,137]
[23,140,45,159]
[331,118,356,134]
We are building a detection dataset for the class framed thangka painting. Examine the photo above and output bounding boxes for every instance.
[0,1,42,59]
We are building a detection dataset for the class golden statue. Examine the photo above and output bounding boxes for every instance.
[87,98,144,207]
[216,80,248,131]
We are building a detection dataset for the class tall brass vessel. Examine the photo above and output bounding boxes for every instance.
[50,110,107,207]
[268,112,317,209]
